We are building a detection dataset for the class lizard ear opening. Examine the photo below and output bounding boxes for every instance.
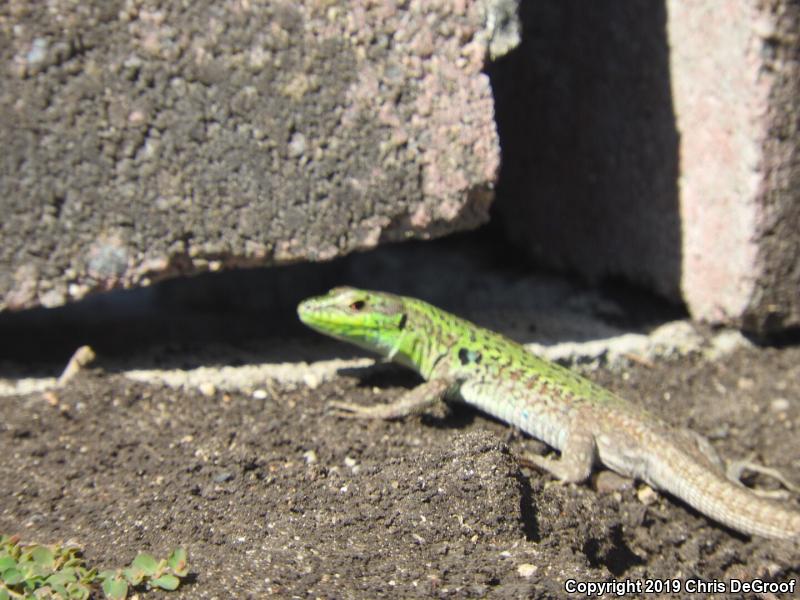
[398,314,407,329]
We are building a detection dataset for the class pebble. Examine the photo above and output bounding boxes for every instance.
[770,398,790,412]
[198,382,216,397]
[637,485,658,506]
[517,563,537,578]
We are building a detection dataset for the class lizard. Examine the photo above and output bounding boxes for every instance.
[297,286,800,540]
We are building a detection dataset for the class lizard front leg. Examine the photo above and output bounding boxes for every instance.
[329,378,452,420]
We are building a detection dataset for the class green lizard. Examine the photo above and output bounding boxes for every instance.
[297,287,800,539]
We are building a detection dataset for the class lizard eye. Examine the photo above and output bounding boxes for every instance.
[349,300,366,311]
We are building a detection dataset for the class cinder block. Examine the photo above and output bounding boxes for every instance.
[668,0,800,332]
[492,0,799,333]
[0,1,516,311]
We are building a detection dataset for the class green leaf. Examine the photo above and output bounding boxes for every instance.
[1,568,23,585]
[67,582,91,600]
[151,574,180,591]
[23,579,43,593]
[0,588,9,600]
[0,557,15,571]
[19,563,41,580]
[122,567,143,586]
[30,546,55,570]
[76,567,96,584]
[63,556,83,569]
[46,570,76,586]
[102,577,128,600]
[49,581,70,597]
[167,548,188,577]
[131,554,157,576]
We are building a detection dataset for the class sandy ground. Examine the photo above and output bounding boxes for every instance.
[1,235,799,598]
[2,338,799,599]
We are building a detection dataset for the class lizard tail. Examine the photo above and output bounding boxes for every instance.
[652,453,800,539]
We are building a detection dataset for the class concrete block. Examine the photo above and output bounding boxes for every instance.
[0,1,515,311]
[668,0,800,332]
[492,0,800,333]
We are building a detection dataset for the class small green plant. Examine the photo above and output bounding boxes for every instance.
[99,548,188,600]
[0,535,188,599]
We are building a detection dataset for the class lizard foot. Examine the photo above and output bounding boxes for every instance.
[328,379,451,420]
[328,400,401,420]
[727,454,800,499]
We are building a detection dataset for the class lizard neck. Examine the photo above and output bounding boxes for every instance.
[386,300,450,380]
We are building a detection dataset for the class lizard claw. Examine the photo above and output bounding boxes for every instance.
[327,400,377,419]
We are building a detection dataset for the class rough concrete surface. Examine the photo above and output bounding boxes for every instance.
[0,1,512,312]
[491,0,800,333]
[668,0,800,332]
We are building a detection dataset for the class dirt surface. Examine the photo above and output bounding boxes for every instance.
[1,342,800,598]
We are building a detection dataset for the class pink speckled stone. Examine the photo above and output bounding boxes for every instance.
[494,0,799,333]
[668,0,800,330]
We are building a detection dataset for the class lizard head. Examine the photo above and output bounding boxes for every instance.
[297,287,409,358]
